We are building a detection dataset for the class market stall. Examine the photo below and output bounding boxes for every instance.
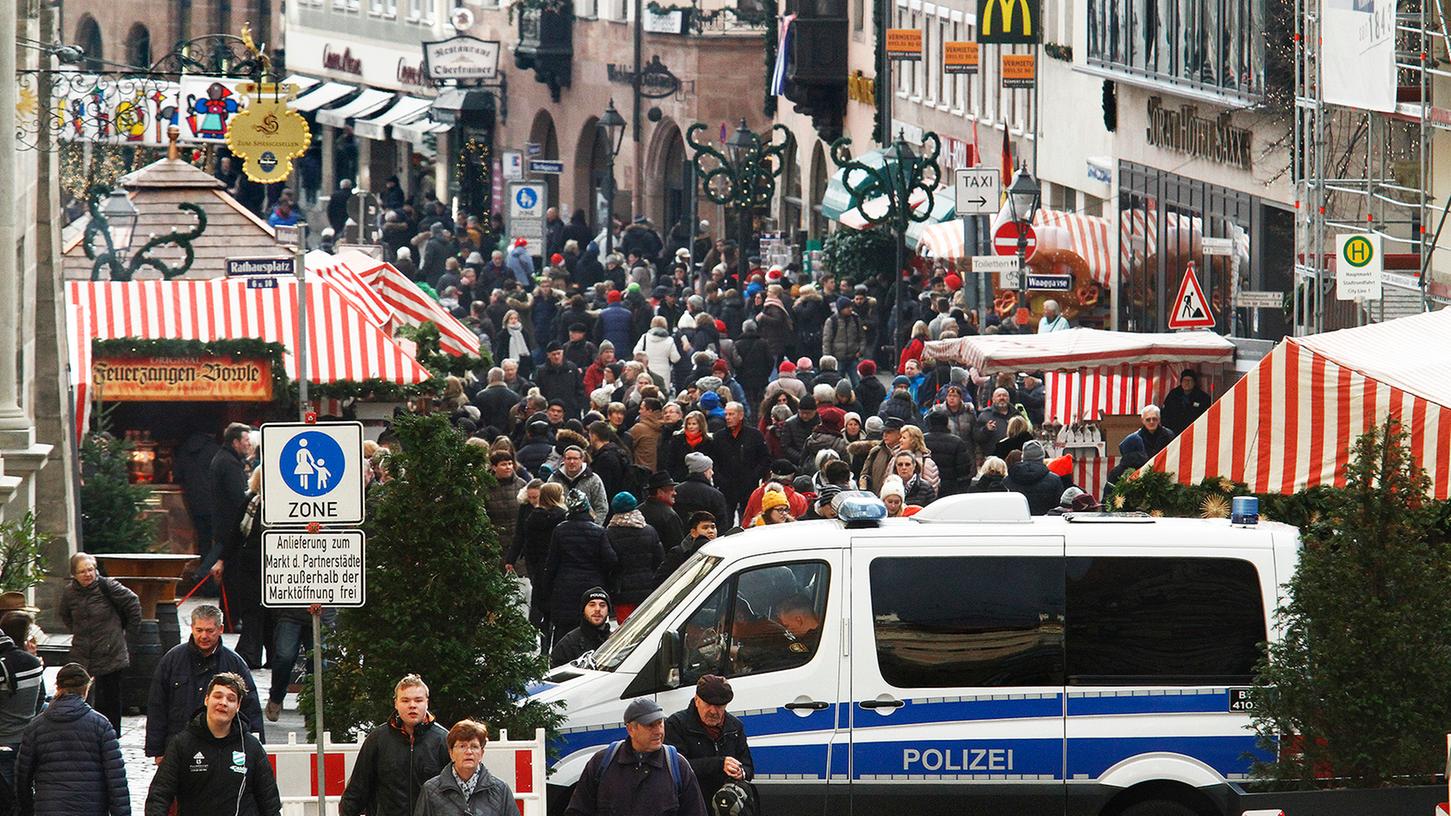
[1149,309,1451,499]
[923,328,1237,496]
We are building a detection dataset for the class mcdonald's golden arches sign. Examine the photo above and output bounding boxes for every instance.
[976,0,1040,44]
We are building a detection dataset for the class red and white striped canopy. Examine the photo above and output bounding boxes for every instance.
[1150,310,1451,499]
[923,327,1236,374]
[68,278,433,385]
[306,250,396,331]
[1044,363,1193,424]
[317,249,481,358]
[916,208,1116,287]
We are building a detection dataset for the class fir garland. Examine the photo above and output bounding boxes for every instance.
[1044,42,1072,62]
[761,0,778,116]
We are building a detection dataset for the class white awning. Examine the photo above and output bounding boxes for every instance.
[392,112,452,146]
[282,74,321,94]
[290,82,357,112]
[316,88,393,128]
[353,95,434,141]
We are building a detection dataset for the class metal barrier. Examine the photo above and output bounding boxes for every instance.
[268,727,547,816]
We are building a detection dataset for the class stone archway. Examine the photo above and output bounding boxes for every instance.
[779,137,802,239]
[809,140,829,239]
[528,110,561,209]
[125,23,151,70]
[75,15,104,71]
[644,119,687,241]
[574,117,619,250]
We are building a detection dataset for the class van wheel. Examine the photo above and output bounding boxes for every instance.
[1118,800,1201,816]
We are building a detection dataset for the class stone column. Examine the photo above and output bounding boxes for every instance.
[0,0,31,447]
[321,126,337,195]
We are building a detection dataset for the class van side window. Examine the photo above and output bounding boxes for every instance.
[678,561,830,685]
[869,557,1065,688]
[1065,557,1266,685]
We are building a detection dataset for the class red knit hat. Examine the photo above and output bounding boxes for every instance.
[779,360,796,374]
[714,319,727,333]
[1047,454,1074,477]
[944,273,962,292]
[606,290,622,303]
[713,359,729,374]
[513,237,528,248]
[550,253,565,265]
[857,359,877,376]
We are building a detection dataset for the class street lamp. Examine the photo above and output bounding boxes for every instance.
[99,189,140,256]
[1005,164,1041,321]
[830,130,941,369]
[598,99,626,257]
[83,183,208,281]
[687,119,794,281]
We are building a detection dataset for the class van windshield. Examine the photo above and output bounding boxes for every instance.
[591,553,722,672]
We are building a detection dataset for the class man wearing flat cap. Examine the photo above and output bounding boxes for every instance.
[665,675,755,803]
[565,698,706,816]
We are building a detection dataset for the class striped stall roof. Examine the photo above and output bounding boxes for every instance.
[922,327,1236,374]
[1150,309,1451,499]
[325,249,481,358]
[1044,363,1192,425]
[305,250,396,331]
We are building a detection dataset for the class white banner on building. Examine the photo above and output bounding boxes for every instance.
[1321,0,1396,111]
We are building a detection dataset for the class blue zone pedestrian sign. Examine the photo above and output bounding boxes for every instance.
[260,421,366,526]
[515,186,539,210]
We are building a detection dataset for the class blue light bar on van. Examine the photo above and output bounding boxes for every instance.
[835,491,887,524]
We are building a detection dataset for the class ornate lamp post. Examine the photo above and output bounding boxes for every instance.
[830,130,940,367]
[687,118,794,280]
[1005,164,1042,319]
[84,181,207,281]
[598,99,627,257]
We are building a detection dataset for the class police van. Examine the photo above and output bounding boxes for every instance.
[528,493,1298,816]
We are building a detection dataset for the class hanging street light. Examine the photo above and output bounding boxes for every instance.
[687,119,795,281]
[599,99,627,256]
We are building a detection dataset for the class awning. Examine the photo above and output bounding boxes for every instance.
[352,95,434,141]
[391,112,452,146]
[305,250,396,330]
[917,207,1117,287]
[922,327,1237,373]
[819,147,896,223]
[315,88,392,127]
[325,249,482,357]
[1151,309,1451,499]
[903,189,958,249]
[290,81,357,112]
[282,74,321,94]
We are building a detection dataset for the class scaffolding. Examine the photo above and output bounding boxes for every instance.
[1294,0,1451,334]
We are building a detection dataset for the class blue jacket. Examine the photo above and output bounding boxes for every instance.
[596,303,635,353]
[506,245,535,289]
[145,639,264,757]
[15,693,130,816]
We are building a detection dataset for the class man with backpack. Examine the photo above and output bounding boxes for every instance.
[565,698,706,816]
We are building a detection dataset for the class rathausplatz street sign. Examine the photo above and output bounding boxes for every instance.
[260,421,366,527]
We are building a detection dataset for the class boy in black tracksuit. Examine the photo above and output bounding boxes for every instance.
[145,672,281,816]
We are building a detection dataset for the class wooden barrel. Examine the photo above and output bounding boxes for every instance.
[123,619,162,714]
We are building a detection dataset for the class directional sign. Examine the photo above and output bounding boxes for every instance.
[260,421,366,527]
[1200,236,1235,256]
[1235,290,1285,309]
[502,151,523,180]
[1336,233,1382,301]
[954,168,1001,216]
[1026,273,1072,291]
[528,159,565,175]
[992,220,1038,262]
[971,255,1020,273]
[1168,263,1217,329]
[263,529,366,607]
[273,224,301,247]
[525,142,542,157]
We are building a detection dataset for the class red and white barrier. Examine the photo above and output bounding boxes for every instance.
[268,727,546,816]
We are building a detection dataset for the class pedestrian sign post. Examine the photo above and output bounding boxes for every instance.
[992,220,1037,262]
[260,421,366,527]
[507,181,547,256]
[1168,263,1216,329]
[1335,233,1383,300]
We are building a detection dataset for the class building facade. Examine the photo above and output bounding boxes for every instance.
[60,0,284,72]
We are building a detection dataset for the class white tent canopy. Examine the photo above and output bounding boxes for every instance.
[922,328,1237,374]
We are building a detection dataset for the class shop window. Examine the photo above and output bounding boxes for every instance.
[1087,0,1265,99]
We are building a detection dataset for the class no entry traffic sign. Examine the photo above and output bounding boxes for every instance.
[992,220,1038,262]
[261,421,366,526]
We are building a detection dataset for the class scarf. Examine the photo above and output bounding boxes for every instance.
[608,509,646,528]
[505,324,529,360]
[702,720,723,741]
[685,429,703,446]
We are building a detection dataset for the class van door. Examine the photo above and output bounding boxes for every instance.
[655,551,844,816]
[848,539,1066,816]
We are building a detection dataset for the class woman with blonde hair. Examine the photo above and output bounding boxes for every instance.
[969,456,1010,492]
[896,425,941,489]
[497,309,534,370]
[898,320,931,373]
[662,410,716,482]
[995,415,1034,458]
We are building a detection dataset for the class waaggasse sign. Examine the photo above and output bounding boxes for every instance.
[92,356,274,402]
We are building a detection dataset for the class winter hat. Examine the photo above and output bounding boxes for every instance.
[835,379,854,402]
[1022,440,1047,463]
[798,395,817,411]
[815,406,845,434]
[551,253,565,266]
[1118,433,1148,457]
[624,698,665,725]
[944,273,962,292]
[686,452,714,474]
[864,415,885,435]
[606,289,622,303]
[1047,454,1074,477]
[610,491,640,514]
[714,319,727,333]
[778,360,797,374]
[565,489,592,515]
[513,237,528,248]
[844,411,861,428]
[769,459,798,478]
[696,376,724,393]
[836,296,852,311]
[712,359,730,375]
[697,674,734,705]
[927,406,950,429]
[466,251,485,265]
[760,488,791,514]
[857,359,877,376]
[56,662,91,691]
[583,586,612,610]
[879,474,906,501]
[599,340,615,352]
[699,391,722,410]
[791,475,815,494]
[891,375,911,388]
[1059,486,1087,508]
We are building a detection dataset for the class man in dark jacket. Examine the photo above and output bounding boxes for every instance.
[732,320,774,406]
[543,492,619,647]
[566,698,707,816]
[595,292,635,353]
[855,360,887,416]
[779,396,819,466]
[1160,370,1211,435]
[486,453,528,566]
[326,179,353,233]
[340,674,451,816]
[823,298,869,379]
[673,454,731,533]
[656,512,716,583]
[144,672,280,816]
[712,402,769,525]
[0,617,44,786]
[145,605,263,761]
[1004,440,1063,516]
[923,407,973,496]
[640,472,686,554]
[205,422,251,579]
[171,431,220,563]
[474,368,522,434]
[15,663,128,816]
[665,675,754,804]
[1129,404,1176,458]
[536,344,586,419]
[516,421,555,478]
[550,587,613,666]
[974,388,1015,452]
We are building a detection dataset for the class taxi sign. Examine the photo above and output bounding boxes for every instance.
[260,421,366,526]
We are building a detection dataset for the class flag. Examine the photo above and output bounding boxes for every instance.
[771,14,797,96]
[969,119,981,167]
[1000,128,1013,187]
